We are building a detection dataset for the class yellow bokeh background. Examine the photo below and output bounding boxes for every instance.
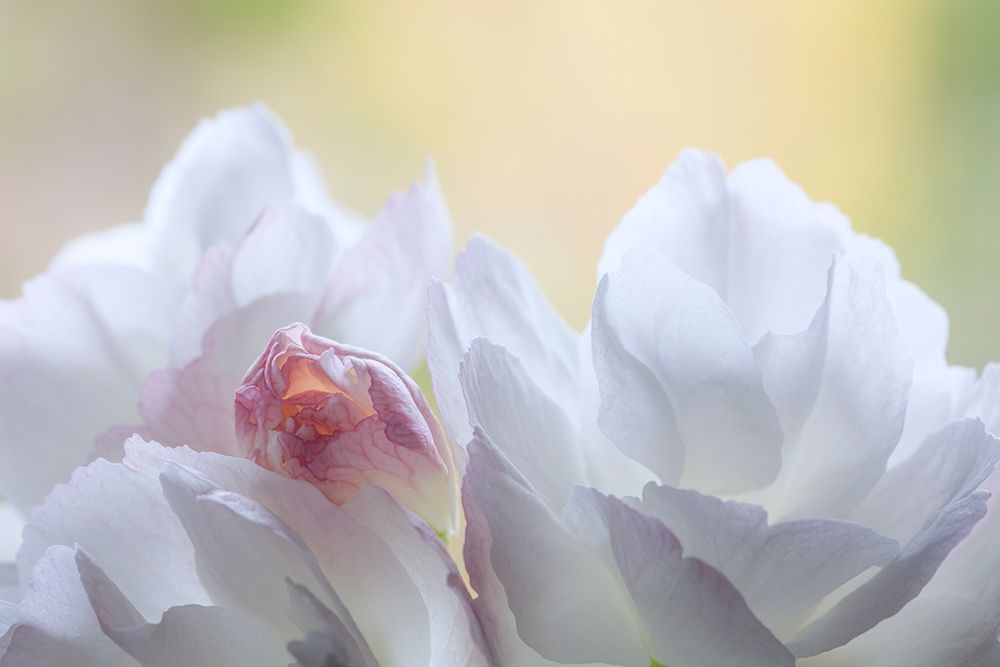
[1,0,997,365]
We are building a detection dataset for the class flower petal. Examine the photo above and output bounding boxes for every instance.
[592,247,783,494]
[19,455,207,619]
[464,433,644,666]
[599,150,848,342]
[460,338,587,509]
[0,505,23,564]
[169,203,337,367]
[955,363,1000,436]
[790,491,990,657]
[144,105,298,280]
[0,265,182,510]
[75,549,289,667]
[0,546,133,667]
[132,439,477,666]
[157,463,352,641]
[461,462,564,667]
[565,487,794,667]
[50,222,151,271]
[883,278,969,462]
[286,580,377,667]
[342,487,490,666]
[852,419,1000,544]
[428,235,579,449]
[799,594,1000,667]
[633,484,897,639]
[314,164,452,372]
[754,254,912,519]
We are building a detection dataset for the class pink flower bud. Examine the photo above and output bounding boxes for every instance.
[235,323,456,532]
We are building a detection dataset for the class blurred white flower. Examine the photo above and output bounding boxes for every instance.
[0,438,489,666]
[0,105,451,513]
[433,150,1000,666]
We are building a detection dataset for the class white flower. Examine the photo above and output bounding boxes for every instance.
[0,105,451,513]
[432,150,1000,665]
[4,107,999,667]
[0,438,489,666]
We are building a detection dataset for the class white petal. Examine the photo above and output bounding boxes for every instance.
[428,235,579,448]
[158,464,340,640]
[286,580,376,667]
[1,545,134,667]
[853,419,1000,543]
[129,440,471,666]
[230,204,336,306]
[314,164,452,371]
[574,326,653,498]
[0,505,23,564]
[800,594,1000,667]
[885,278,970,463]
[342,487,490,666]
[928,467,1000,605]
[75,549,288,667]
[166,244,236,367]
[461,464,566,667]
[464,434,644,666]
[599,150,847,342]
[598,150,731,289]
[633,484,897,639]
[169,203,336,367]
[50,222,152,271]
[955,363,1000,436]
[19,453,208,618]
[460,338,587,509]
[144,104,298,280]
[722,158,850,340]
[288,151,368,249]
[790,491,990,657]
[754,254,912,519]
[0,602,15,648]
[592,247,783,494]
[566,487,794,667]
[0,265,181,510]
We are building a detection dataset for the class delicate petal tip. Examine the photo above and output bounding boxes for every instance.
[144,104,298,279]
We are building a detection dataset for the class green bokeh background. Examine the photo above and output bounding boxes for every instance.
[1,0,997,367]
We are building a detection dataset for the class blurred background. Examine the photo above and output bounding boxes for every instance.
[0,0,997,366]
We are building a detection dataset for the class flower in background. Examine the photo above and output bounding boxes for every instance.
[0,104,451,515]
[433,150,1000,665]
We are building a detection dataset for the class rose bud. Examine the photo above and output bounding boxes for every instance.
[235,323,457,535]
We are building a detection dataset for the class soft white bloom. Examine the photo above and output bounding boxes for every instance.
[0,104,451,513]
[4,112,999,667]
[0,438,489,666]
[432,150,1000,665]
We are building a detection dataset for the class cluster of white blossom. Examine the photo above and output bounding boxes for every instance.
[1,106,997,666]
